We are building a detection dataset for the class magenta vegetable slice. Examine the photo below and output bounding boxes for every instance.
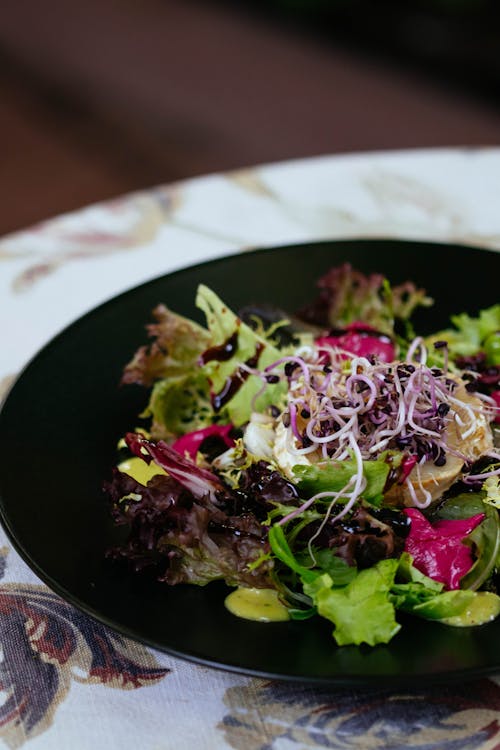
[403,508,485,590]
[171,424,235,460]
[315,322,395,363]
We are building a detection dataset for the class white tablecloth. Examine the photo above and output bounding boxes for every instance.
[1,148,500,750]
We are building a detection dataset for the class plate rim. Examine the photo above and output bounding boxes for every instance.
[1,236,500,687]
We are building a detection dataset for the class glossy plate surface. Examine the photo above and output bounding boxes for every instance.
[1,239,499,687]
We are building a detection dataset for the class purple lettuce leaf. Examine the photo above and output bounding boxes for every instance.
[105,437,275,587]
[296,263,432,336]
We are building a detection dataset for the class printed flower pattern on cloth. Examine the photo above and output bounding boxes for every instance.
[0,548,168,748]
[2,188,180,293]
[1,148,500,749]
[221,679,500,750]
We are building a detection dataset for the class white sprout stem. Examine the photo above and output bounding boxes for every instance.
[368,438,390,454]
[350,356,373,373]
[306,413,358,445]
[278,435,367,532]
[306,478,357,560]
[345,374,378,412]
[406,337,427,365]
[404,465,432,509]
[284,426,319,456]
[328,433,367,525]
[250,378,270,412]
[406,390,441,438]
[476,392,497,407]
[368,368,407,450]
[265,356,311,386]
[238,362,262,377]
[447,392,480,440]
[465,465,500,482]
[277,489,349,526]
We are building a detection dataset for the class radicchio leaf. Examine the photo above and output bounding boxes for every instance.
[403,508,485,590]
[171,424,236,461]
[125,432,226,504]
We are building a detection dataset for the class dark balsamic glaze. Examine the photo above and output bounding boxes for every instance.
[212,342,264,411]
[199,330,239,364]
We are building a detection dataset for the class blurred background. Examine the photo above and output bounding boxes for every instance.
[1,0,499,237]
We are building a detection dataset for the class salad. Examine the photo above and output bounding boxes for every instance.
[104,263,500,647]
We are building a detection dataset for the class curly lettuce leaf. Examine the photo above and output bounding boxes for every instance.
[269,527,500,645]
[268,525,400,646]
[124,286,291,435]
[296,263,432,336]
[305,561,401,647]
[195,285,287,425]
[484,477,500,509]
[105,467,272,588]
[122,304,211,386]
[144,371,213,439]
[426,304,500,358]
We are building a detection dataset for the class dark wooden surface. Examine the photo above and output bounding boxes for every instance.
[1,0,500,237]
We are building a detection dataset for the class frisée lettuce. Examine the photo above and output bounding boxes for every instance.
[105,265,500,648]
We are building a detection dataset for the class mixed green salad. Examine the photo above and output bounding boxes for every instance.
[104,264,500,647]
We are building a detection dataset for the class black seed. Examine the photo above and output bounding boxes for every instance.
[434,449,447,467]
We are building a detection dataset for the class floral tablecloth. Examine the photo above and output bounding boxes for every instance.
[1,148,500,749]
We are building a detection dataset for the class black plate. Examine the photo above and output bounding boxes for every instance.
[1,239,499,687]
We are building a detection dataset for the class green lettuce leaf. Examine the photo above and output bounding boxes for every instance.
[268,524,317,584]
[391,552,497,624]
[269,525,500,645]
[144,372,213,439]
[292,454,391,505]
[303,559,401,647]
[303,548,357,585]
[268,525,400,646]
[484,477,500,510]
[125,286,292,435]
[426,304,500,359]
[122,304,211,386]
[395,551,443,591]
[404,590,476,620]
[196,285,287,425]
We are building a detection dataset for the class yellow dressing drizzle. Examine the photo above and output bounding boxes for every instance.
[440,592,500,627]
[225,587,290,622]
[117,457,166,486]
